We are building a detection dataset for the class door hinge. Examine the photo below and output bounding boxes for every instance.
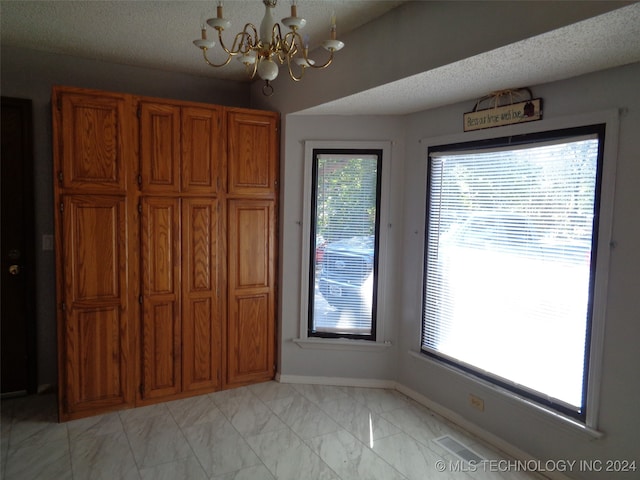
[138,295,143,304]
[61,302,66,311]
[59,202,64,213]
[57,171,63,184]
[138,203,142,214]
[137,174,142,186]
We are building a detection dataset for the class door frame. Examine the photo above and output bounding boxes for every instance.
[1,96,37,396]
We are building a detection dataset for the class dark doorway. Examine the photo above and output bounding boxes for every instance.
[1,96,37,396]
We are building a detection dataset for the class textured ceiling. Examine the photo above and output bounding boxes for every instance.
[0,0,405,81]
[1,1,639,115]
[298,2,640,115]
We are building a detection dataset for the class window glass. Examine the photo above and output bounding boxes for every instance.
[422,126,604,420]
[309,149,382,339]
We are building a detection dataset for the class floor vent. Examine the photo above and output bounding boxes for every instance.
[434,435,486,463]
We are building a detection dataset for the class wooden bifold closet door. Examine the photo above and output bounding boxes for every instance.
[138,100,222,405]
[54,87,277,421]
[225,109,278,387]
[139,196,221,401]
[53,89,136,420]
[61,195,131,414]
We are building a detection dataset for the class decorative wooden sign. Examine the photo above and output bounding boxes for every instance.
[464,91,542,132]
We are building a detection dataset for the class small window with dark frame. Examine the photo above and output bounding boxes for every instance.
[421,125,605,421]
[308,149,382,340]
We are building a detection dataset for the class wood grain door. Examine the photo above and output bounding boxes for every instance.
[139,102,181,194]
[227,199,275,386]
[182,106,221,194]
[182,199,221,392]
[60,195,132,416]
[140,197,181,400]
[56,91,130,193]
[226,109,278,198]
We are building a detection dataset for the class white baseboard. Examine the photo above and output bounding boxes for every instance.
[275,374,571,480]
[395,384,573,480]
[276,373,395,389]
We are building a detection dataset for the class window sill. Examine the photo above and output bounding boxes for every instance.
[408,351,604,440]
[293,337,393,352]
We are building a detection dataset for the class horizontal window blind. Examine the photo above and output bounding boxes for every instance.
[309,151,381,338]
[422,133,600,416]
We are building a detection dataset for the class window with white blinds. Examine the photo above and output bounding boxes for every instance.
[422,125,604,420]
[309,149,382,339]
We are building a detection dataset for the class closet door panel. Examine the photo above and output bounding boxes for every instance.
[58,92,129,192]
[140,197,181,400]
[182,107,220,194]
[227,200,275,386]
[229,293,270,379]
[226,110,278,197]
[139,102,181,193]
[61,195,131,415]
[182,199,221,392]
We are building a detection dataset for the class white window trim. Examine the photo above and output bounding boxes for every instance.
[296,140,393,349]
[417,109,620,430]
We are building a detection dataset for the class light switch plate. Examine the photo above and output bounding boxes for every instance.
[42,234,54,251]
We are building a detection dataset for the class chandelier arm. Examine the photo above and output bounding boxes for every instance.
[281,30,300,55]
[270,23,285,52]
[285,30,336,70]
[286,56,305,82]
[217,24,258,56]
[247,56,258,79]
[306,50,335,70]
[239,23,259,51]
[277,40,295,64]
[202,48,234,68]
[231,31,255,54]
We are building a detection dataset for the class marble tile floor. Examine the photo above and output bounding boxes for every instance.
[1,381,544,480]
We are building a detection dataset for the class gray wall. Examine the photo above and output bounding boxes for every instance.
[256,4,640,474]
[397,63,640,478]
[0,45,251,388]
[278,62,640,479]
[277,115,406,382]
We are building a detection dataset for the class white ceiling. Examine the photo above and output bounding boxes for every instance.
[0,0,405,81]
[1,1,639,115]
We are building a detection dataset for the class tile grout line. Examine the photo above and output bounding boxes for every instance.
[64,420,76,480]
[293,385,410,480]
[118,408,148,479]
[163,399,208,479]
[256,386,345,480]
[211,387,280,479]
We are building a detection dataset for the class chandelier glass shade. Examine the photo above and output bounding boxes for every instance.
[193,0,344,95]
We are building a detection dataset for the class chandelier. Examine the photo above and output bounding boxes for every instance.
[193,0,345,96]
